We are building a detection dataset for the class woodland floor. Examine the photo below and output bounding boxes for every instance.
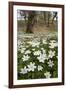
[17,21,58,41]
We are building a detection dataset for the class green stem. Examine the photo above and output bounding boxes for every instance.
[32,72,34,79]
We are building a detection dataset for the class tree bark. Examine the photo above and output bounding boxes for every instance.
[43,12,46,24]
[26,11,36,33]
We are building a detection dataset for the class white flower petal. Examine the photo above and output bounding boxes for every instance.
[47,60,54,68]
[44,72,51,78]
[34,50,41,55]
[48,50,55,58]
[49,41,58,48]
[27,62,36,72]
[20,66,28,74]
[38,65,43,71]
[37,53,47,63]
[42,39,47,44]
[25,50,31,54]
[22,55,30,61]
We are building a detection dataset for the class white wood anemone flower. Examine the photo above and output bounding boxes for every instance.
[22,55,30,61]
[27,62,36,72]
[43,49,46,54]
[20,66,28,74]
[27,41,40,47]
[31,42,40,47]
[17,40,22,46]
[41,48,46,53]
[47,60,54,68]
[49,41,58,48]
[32,48,35,51]
[42,39,47,44]
[25,50,31,54]
[50,40,56,43]
[33,50,41,55]
[37,53,47,63]
[44,71,51,78]
[38,65,43,71]
[21,47,26,53]
[48,50,55,58]
[17,41,23,51]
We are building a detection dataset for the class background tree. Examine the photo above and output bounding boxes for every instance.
[47,12,51,27]
[20,10,27,23]
[52,12,57,24]
[26,11,36,33]
[43,11,46,24]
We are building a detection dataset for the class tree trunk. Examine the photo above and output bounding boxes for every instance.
[26,11,36,33]
[52,12,57,24]
[43,12,46,24]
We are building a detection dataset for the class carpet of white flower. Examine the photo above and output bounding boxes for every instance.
[17,37,58,80]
